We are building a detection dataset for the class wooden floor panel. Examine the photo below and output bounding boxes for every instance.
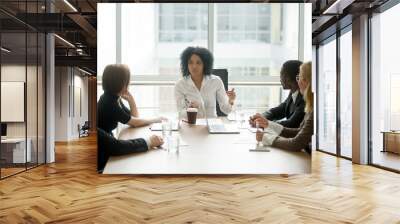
[0,134,399,223]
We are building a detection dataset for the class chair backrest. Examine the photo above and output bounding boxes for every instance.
[82,121,90,129]
[212,69,228,117]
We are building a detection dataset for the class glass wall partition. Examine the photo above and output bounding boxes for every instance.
[0,2,46,179]
[339,27,352,159]
[1,31,28,178]
[370,3,400,171]
[317,35,337,155]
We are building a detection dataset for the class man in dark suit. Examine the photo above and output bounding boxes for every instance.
[249,60,305,128]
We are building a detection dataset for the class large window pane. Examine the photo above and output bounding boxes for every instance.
[371,4,400,171]
[121,3,207,77]
[318,38,337,154]
[214,3,298,82]
[97,3,306,115]
[340,29,352,158]
[97,4,116,77]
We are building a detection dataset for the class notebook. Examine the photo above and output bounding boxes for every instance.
[206,118,240,134]
[150,121,180,131]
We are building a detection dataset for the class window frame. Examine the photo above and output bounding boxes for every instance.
[368,1,400,173]
[109,3,307,84]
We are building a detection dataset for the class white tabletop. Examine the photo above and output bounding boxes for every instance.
[103,119,311,174]
[1,137,28,143]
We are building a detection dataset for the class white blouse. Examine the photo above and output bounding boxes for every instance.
[174,75,233,118]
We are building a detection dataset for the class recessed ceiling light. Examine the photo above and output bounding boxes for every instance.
[54,34,75,48]
[63,0,78,12]
[78,67,92,76]
[1,47,11,53]
[322,0,356,15]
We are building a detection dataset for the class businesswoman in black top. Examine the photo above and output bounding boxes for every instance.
[97,64,164,172]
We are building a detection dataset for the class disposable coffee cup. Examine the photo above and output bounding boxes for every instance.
[187,108,198,124]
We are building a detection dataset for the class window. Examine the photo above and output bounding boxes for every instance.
[214,4,299,82]
[216,4,271,44]
[159,4,207,43]
[371,3,400,171]
[97,4,116,77]
[98,3,307,112]
[121,3,207,77]
[317,37,337,154]
[339,29,352,158]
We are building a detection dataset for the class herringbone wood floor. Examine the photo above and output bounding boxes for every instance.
[0,134,399,223]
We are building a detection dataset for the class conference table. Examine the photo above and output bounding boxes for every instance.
[103,117,311,174]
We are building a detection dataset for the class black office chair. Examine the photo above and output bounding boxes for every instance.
[78,121,90,138]
[212,69,228,117]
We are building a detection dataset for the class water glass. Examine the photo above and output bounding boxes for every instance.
[168,136,180,154]
[235,104,245,128]
[255,121,263,148]
[162,120,172,138]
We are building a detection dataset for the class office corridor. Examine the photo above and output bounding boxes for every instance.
[0,134,399,223]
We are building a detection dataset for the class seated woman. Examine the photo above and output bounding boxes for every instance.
[98,64,165,133]
[97,64,164,172]
[174,46,236,118]
[255,62,313,153]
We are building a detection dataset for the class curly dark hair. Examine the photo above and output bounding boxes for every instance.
[180,46,214,77]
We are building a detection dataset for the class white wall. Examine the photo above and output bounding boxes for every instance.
[55,67,68,141]
[54,67,89,141]
[1,63,46,164]
[1,65,30,137]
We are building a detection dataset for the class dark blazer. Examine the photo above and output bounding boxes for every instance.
[272,112,313,153]
[97,128,148,173]
[262,91,305,128]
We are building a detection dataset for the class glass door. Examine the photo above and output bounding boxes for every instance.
[317,36,337,155]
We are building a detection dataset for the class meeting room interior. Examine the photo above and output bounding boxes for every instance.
[0,0,399,223]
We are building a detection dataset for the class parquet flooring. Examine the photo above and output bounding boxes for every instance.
[0,134,399,223]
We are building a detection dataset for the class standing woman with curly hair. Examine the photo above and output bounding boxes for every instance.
[174,46,236,118]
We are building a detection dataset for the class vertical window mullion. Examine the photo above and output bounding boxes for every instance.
[25,0,28,171]
[298,3,305,61]
[116,3,122,64]
[337,29,341,157]
[316,45,320,151]
[208,3,214,53]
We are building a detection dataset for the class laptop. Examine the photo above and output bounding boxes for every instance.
[206,118,240,134]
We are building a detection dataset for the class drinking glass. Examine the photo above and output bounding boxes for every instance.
[168,135,180,154]
[256,121,262,148]
[236,103,245,128]
[162,120,172,138]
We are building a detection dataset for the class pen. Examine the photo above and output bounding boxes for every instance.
[249,148,270,152]
[184,95,190,107]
